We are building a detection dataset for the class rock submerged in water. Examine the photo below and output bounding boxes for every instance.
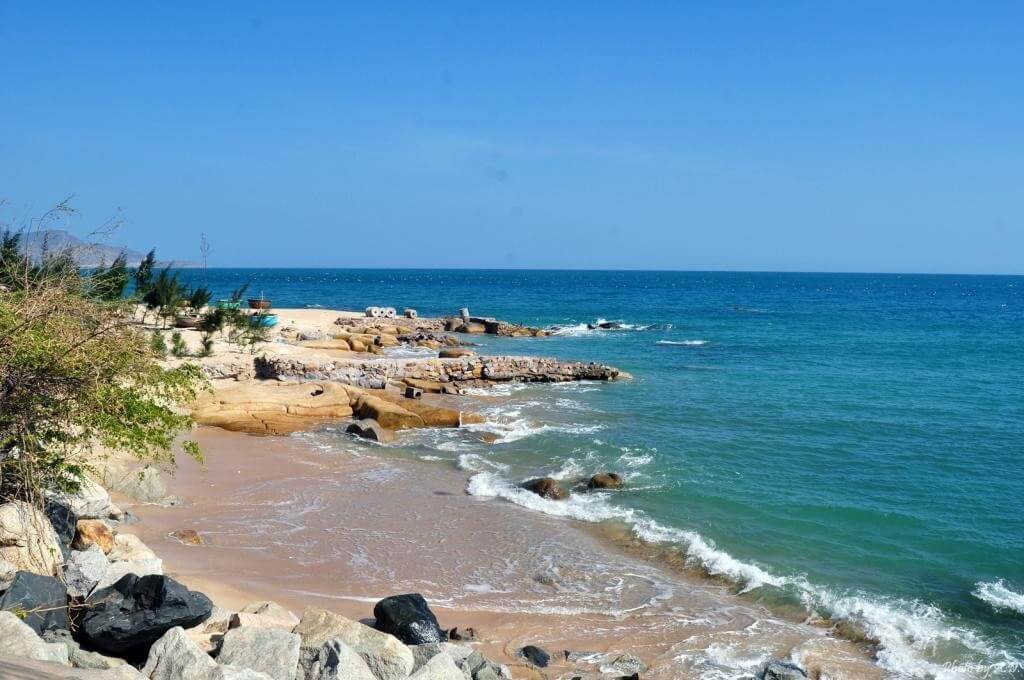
[170,529,204,546]
[522,478,569,500]
[758,659,809,679]
[586,472,623,490]
[518,644,551,668]
[80,573,213,657]
[373,593,446,645]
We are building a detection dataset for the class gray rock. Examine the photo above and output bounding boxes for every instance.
[218,625,301,680]
[0,610,70,665]
[298,329,329,341]
[64,545,109,598]
[143,626,273,680]
[234,600,300,630]
[92,557,163,591]
[604,653,646,675]
[0,570,69,634]
[409,652,465,680]
[409,642,473,674]
[46,477,122,521]
[43,628,126,670]
[758,659,809,680]
[294,607,414,680]
[101,464,178,505]
[0,557,15,590]
[299,638,377,680]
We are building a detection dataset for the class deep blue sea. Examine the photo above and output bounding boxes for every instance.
[179,269,1024,678]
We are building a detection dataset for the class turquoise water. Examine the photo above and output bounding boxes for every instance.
[180,269,1024,678]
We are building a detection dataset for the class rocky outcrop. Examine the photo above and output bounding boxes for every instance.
[218,625,301,680]
[80,574,213,657]
[0,571,69,634]
[255,354,624,389]
[522,478,569,500]
[0,610,70,665]
[0,501,64,577]
[293,607,414,680]
[170,529,204,546]
[353,394,424,430]
[192,382,355,435]
[373,594,445,645]
[95,461,178,506]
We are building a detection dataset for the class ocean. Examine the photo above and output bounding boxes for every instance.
[177,268,1024,678]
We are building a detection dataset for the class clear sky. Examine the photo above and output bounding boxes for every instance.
[1,3,1021,273]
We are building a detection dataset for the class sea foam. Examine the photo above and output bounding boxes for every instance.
[973,580,1024,616]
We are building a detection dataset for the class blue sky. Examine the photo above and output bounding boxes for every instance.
[1,2,1021,272]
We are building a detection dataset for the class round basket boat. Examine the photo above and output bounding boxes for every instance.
[251,313,278,327]
[248,298,272,310]
[174,316,199,329]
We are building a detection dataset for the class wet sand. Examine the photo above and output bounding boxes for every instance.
[128,426,881,679]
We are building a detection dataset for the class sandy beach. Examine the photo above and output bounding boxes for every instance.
[121,422,883,679]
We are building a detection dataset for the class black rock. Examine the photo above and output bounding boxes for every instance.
[373,593,445,645]
[758,660,809,680]
[518,644,551,668]
[44,498,78,558]
[0,571,69,634]
[79,573,212,657]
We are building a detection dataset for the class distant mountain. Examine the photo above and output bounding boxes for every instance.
[16,230,198,268]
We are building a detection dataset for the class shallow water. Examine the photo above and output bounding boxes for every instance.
[179,269,1024,678]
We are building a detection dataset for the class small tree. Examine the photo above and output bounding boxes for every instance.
[91,253,130,301]
[170,331,188,358]
[142,268,185,328]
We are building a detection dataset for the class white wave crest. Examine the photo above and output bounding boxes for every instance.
[548,318,648,336]
[973,580,1024,615]
[466,470,1024,679]
[656,339,708,346]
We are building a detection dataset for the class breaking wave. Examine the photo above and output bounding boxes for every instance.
[656,339,709,347]
[973,580,1024,616]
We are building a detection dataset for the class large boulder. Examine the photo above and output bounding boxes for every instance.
[192,382,355,435]
[0,571,69,634]
[93,556,163,592]
[586,472,623,490]
[46,477,122,521]
[63,545,109,598]
[0,610,70,665]
[521,478,568,500]
[230,601,300,631]
[80,573,213,657]
[0,501,64,576]
[218,626,301,680]
[142,626,272,680]
[353,394,424,430]
[293,607,414,680]
[438,348,474,359]
[409,651,465,680]
[373,593,445,645]
[73,519,116,554]
[300,638,377,680]
[346,419,396,444]
[758,660,809,680]
[107,533,158,562]
[409,642,473,674]
[99,464,177,505]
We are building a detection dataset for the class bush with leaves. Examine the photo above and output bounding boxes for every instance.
[170,331,188,358]
[0,234,202,503]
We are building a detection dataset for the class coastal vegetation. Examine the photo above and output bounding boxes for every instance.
[0,227,203,504]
